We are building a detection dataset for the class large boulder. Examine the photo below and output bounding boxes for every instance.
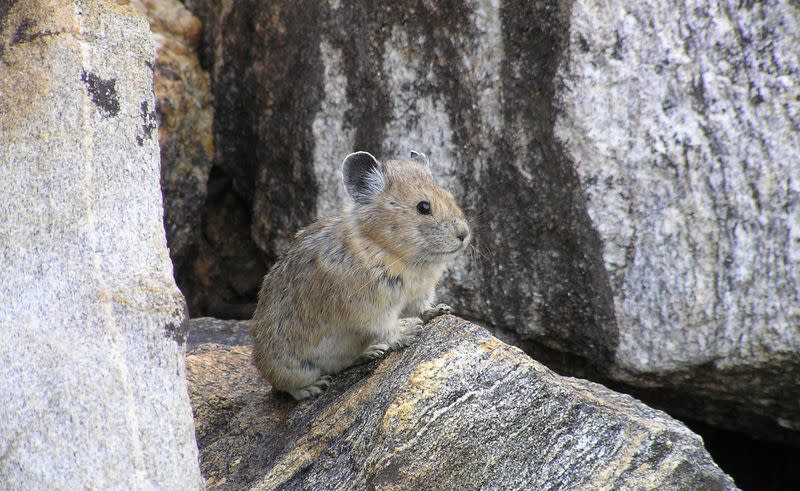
[185,0,800,442]
[554,0,800,442]
[186,316,737,490]
[0,0,203,488]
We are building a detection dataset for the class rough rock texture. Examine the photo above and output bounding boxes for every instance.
[129,0,214,270]
[187,316,252,350]
[0,1,203,488]
[554,0,800,440]
[186,316,737,490]
[185,0,800,442]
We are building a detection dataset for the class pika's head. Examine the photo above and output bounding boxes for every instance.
[342,151,470,264]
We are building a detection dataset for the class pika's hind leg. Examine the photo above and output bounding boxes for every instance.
[288,374,333,401]
[266,361,333,401]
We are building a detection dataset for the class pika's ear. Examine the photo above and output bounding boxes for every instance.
[342,151,385,204]
[410,150,429,165]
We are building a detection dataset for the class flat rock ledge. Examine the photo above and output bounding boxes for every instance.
[186,316,737,490]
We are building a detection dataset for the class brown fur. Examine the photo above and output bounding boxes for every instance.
[251,152,470,400]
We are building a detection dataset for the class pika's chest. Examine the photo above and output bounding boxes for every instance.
[378,267,441,304]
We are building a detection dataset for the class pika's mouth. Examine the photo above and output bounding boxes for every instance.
[433,246,464,256]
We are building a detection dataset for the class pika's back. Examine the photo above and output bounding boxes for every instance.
[255,215,372,327]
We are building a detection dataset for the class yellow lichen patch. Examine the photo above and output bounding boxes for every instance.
[477,337,504,352]
[381,350,456,433]
[477,336,532,368]
[109,277,183,314]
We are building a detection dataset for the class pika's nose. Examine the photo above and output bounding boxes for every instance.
[455,221,470,242]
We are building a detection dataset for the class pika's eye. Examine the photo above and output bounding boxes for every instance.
[416,201,432,215]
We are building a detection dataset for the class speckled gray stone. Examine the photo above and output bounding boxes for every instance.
[187,316,252,350]
[186,316,737,490]
[0,1,203,488]
[554,0,800,437]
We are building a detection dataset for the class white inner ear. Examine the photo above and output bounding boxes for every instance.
[410,150,428,165]
[357,167,385,201]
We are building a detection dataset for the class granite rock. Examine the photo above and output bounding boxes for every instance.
[0,0,202,488]
[187,316,252,350]
[554,0,800,440]
[186,316,737,490]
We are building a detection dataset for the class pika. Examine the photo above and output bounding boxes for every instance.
[251,150,470,400]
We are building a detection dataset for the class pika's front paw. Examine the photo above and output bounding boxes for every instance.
[390,321,423,349]
[289,375,333,401]
[421,303,454,323]
[357,343,390,364]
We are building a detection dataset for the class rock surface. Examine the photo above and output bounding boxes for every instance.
[185,0,800,442]
[129,0,214,270]
[186,316,737,490]
[0,1,202,488]
[187,316,252,350]
[555,0,800,440]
